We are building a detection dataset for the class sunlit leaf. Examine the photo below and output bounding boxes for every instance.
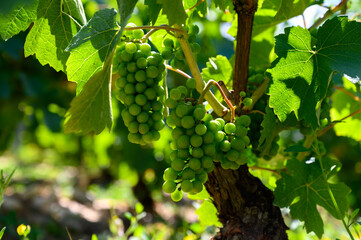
[195,200,222,227]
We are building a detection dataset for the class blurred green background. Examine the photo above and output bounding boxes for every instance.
[1,0,361,239]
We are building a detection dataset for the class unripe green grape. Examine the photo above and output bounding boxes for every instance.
[215,131,226,142]
[208,120,221,132]
[146,66,159,78]
[191,180,203,194]
[221,159,233,169]
[177,135,190,149]
[158,63,166,73]
[142,131,154,143]
[142,102,152,111]
[164,167,178,181]
[121,108,132,120]
[220,140,232,152]
[189,158,201,170]
[192,147,204,158]
[116,90,126,102]
[118,64,128,77]
[171,189,183,202]
[140,43,151,55]
[188,34,196,43]
[128,121,139,133]
[152,111,162,121]
[196,171,208,183]
[186,78,197,89]
[126,62,137,72]
[175,104,188,118]
[177,149,190,159]
[120,50,133,62]
[126,73,136,83]
[124,83,135,95]
[125,42,138,54]
[133,29,144,39]
[136,111,149,123]
[203,144,216,156]
[203,131,215,144]
[171,128,183,141]
[162,180,176,194]
[129,104,141,116]
[224,123,236,134]
[175,50,185,60]
[242,97,253,107]
[195,124,207,135]
[123,94,135,106]
[145,78,154,86]
[152,101,163,112]
[171,158,185,171]
[235,154,247,166]
[134,50,145,60]
[186,128,195,136]
[239,91,246,98]
[226,149,239,162]
[135,70,146,82]
[181,116,195,129]
[152,131,161,141]
[177,86,188,97]
[201,156,213,168]
[116,77,127,88]
[147,56,158,66]
[181,180,193,192]
[231,138,245,151]
[237,115,251,127]
[182,168,195,180]
[138,123,150,134]
[193,107,206,120]
[243,136,250,146]
[135,94,147,106]
[136,57,147,69]
[144,88,157,100]
[161,48,173,60]
[170,88,181,101]
[215,118,225,129]
[166,115,176,127]
[205,163,215,173]
[202,113,213,123]
[190,135,203,148]
[235,126,247,138]
[135,82,147,93]
[163,38,174,48]
[153,120,165,131]
[128,133,141,144]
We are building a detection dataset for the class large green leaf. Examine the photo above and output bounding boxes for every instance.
[253,0,313,36]
[65,8,120,93]
[64,59,113,134]
[24,0,79,72]
[212,0,233,10]
[0,0,38,41]
[268,17,361,128]
[330,79,361,141]
[201,55,233,84]
[157,0,187,26]
[195,200,222,227]
[0,227,5,239]
[144,0,162,24]
[63,0,87,25]
[117,0,138,28]
[274,158,351,238]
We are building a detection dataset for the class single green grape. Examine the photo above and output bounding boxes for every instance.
[162,180,177,194]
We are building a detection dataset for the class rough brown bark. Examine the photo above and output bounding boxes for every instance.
[205,164,288,240]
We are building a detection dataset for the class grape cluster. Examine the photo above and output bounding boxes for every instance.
[213,116,251,169]
[161,25,201,70]
[114,27,165,145]
[162,79,252,201]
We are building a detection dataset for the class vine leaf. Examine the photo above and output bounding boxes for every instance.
[63,0,87,25]
[195,200,222,227]
[0,227,5,239]
[144,0,162,24]
[274,158,350,238]
[64,58,113,135]
[0,0,38,41]
[268,17,361,129]
[24,0,79,72]
[330,79,361,141]
[65,8,120,93]
[201,55,233,84]
[157,0,187,26]
[117,0,139,28]
[212,0,232,11]
[252,0,312,36]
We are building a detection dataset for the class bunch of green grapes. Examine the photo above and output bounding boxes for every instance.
[162,78,215,201]
[161,25,201,70]
[212,115,251,169]
[114,26,165,145]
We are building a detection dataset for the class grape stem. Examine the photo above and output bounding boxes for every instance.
[165,64,192,79]
[249,110,265,116]
[218,80,235,106]
[198,80,236,121]
[334,86,360,101]
[174,25,230,119]
[317,108,361,137]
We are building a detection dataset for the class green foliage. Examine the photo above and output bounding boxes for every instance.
[24,0,79,72]
[157,0,187,26]
[201,55,233,85]
[117,0,138,28]
[0,169,15,207]
[144,0,162,24]
[274,158,351,238]
[64,60,113,134]
[330,79,361,141]
[0,0,38,41]
[66,8,120,93]
[196,200,222,227]
[268,17,361,128]
[0,227,5,240]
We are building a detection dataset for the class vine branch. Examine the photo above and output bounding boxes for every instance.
[309,0,348,30]
[165,64,192,79]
